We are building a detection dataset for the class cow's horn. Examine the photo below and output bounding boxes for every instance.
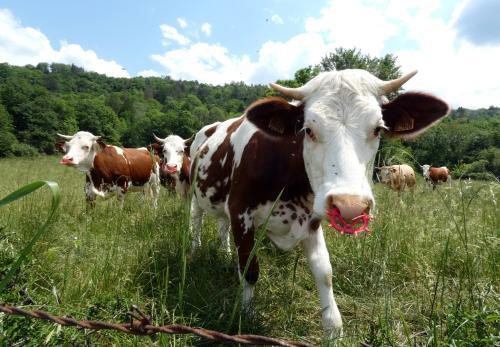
[269,83,305,100]
[93,135,101,141]
[380,70,418,95]
[57,133,73,140]
[153,133,166,143]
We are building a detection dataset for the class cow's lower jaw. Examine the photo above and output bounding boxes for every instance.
[326,208,372,235]
[59,159,74,166]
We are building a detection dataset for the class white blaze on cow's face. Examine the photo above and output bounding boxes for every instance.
[160,135,186,174]
[58,131,101,172]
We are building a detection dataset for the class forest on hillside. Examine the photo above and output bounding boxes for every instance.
[0,48,499,179]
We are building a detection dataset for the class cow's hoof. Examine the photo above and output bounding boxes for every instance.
[322,312,343,340]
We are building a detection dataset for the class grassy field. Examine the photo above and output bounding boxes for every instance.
[0,155,498,346]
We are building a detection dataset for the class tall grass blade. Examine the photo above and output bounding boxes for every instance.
[0,180,60,291]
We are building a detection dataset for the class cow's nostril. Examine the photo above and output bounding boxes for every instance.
[327,194,371,221]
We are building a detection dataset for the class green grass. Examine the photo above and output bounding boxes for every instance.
[0,155,498,346]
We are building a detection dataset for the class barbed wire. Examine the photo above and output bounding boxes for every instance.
[0,304,315,346]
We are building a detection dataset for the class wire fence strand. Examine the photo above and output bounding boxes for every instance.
[0,305,315,347]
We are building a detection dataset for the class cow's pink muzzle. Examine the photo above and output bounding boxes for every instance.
[326,208,373,236]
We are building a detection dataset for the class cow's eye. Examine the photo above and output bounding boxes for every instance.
[374,126,383,137]
[82,145,89,151]
[177,150,183,155]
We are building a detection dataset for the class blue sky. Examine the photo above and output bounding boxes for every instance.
[0,0,499,108]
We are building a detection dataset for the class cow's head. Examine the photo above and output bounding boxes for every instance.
[154,134,192,176]
[377,166,395,184]
[248,69,448,230]
[57,131,104,172]
[421,164,431,178]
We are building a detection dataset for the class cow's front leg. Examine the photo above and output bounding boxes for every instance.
[217,218,231,255]
[301,225,342,336]
[231,213,258,308]
[190,198,203,252]
[84,178,96,208]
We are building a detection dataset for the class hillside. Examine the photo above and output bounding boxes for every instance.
[0,62,498,178]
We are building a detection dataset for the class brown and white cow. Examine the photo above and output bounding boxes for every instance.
[421,164,450,188]
[189,69,449,334]
[377,164,416,192]
[57,131,160,207]
[151,134,193,200]
[151,127,232,253]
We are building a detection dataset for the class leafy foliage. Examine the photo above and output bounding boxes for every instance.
[0,52,498,179]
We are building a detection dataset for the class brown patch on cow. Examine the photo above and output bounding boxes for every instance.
[309,218,321,231]
[199,145,209,159]
[291,213,297,220]
[204,123,219,137]
[429,167,449,184]
[282,220,289,224]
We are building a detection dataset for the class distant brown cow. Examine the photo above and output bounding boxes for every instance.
[57,131,160,207]
[421,164,450,188]
[377,164,416,192]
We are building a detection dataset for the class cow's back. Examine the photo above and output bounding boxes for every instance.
[429,167,449,183]
[91,146,154,187]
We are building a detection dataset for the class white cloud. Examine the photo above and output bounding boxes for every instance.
[271,14,284,25]
[137,69,162,77]
[160,24,190,46]
[0,9,129,77]
[201,23,212,37]
[177,17,188,29]
[149,0,500,107]
[152,42,253,84]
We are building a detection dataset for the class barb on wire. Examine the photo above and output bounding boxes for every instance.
[0,305,315,347]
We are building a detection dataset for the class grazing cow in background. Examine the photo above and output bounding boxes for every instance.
[376,164,416,193]
[189,69,449,334]
[57,131,160,207]
[421,164,450,188]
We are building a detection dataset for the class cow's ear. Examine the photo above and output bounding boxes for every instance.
[147,143,161,156]
[55,140,66,153]
[382,92,449,139]
[246,97,304,137]
[184,135,194,153]
[93,139,106,152]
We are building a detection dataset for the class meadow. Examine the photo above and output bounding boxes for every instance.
[0,155,498,346]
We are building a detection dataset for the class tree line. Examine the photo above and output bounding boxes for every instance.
[0,48,498,179]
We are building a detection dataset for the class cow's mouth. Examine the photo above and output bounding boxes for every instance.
[59,159,74,166]
[161,163,178,174]
[326,208,372,235]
